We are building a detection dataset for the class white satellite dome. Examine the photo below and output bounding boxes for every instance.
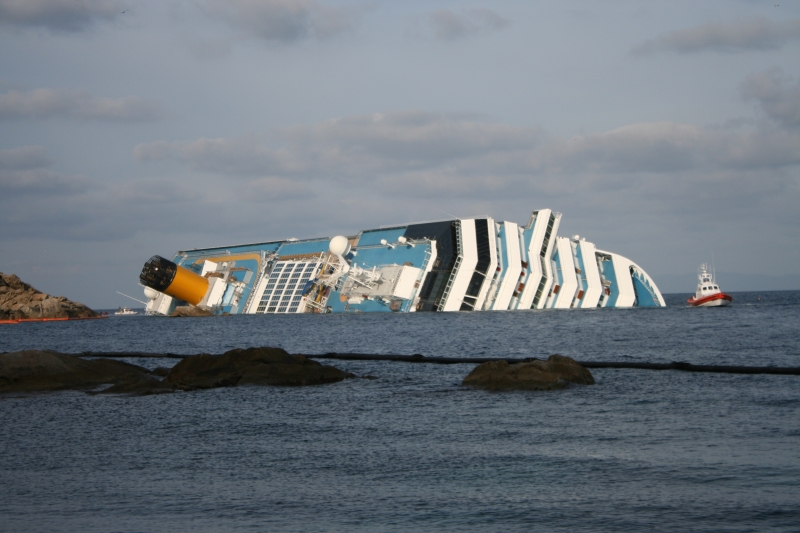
[329,235,351,256]
[143,286,160,300]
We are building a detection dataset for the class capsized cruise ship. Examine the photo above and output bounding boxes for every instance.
[139,210,665,316]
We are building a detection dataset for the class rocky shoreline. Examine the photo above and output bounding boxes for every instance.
[0,347,356,395]
[0,272,98,320]
[0,347,595,396]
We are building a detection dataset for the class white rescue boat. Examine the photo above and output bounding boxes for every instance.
[687,264,732,307]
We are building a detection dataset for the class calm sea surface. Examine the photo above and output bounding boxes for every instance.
[1,292,799,532]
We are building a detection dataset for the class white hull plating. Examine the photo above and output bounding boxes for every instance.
[695,298,730,307]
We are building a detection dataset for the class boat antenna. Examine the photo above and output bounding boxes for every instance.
[116,291,148,305]
[711,250,716,282]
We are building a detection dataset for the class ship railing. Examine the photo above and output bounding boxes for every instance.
[438,221,462,311]
[304,297,326,312]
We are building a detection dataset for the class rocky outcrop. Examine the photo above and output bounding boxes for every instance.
[463,354,595,391]
[0,273,98,320]
[0,347,354,395]
[166,347,355,389]
[170,305,213,317]
[0,350,168,394]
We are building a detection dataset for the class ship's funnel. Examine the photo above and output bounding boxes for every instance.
[139,255,209,306]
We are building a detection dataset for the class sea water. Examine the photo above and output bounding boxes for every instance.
[1,292,799,532]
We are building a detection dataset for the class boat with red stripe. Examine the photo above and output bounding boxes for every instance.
[688,263,732,307]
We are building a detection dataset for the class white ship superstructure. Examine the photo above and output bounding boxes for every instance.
[139,210,666,315]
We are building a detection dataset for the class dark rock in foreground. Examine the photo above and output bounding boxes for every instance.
[166,347,355,389]
[0,347,354,395]
[0,350,165,394]
[463,355,595,391]
[0,272,98,320]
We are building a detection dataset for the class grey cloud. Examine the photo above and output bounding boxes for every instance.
[292,111,537,167]
[534,122,800,174]
[0,174,208,241]
[135,112,540,179]
[243,177,310,201]
[427,8,510,41]
[134,137,293,176]
[136,112,800,191]
[0,88,162,121]
[0,0,122,32]
[205,0,360,43]
[536,123,707,174]
[633,16,800,55]
[0,168,91,197]
[741,67,800,128]
[722,128,800,169]
[0,145,51,169]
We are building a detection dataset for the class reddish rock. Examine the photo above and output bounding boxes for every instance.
[0,272,98,320]
[170,305,213,317]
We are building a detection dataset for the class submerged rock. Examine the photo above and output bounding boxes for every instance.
[463,354,595,391]
[170,306,213,317]
[94,377,175,395]
[0,350,157,393]
[166,347,355,390]
[0,272,98,320]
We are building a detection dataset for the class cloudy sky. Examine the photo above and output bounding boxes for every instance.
[1,0,799,307]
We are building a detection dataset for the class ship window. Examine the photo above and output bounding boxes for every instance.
[714,285,718,289]
[288,305,298,312]
[278,306,287,312]
[267,306,277,312]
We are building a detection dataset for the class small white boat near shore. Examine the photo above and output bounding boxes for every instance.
[114,307,138,315]
[687,264,732,307]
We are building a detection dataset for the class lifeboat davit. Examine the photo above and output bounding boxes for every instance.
[687,263,732,307]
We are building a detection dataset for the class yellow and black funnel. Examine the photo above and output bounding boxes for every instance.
[139,255,209,306]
